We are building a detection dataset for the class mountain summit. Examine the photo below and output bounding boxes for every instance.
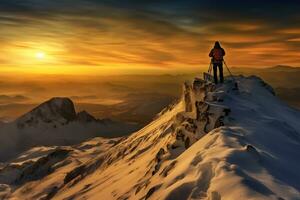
[17,97,77,128]
[1,76,300,200]
[0,98,139,162]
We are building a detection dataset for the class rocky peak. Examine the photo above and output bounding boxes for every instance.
[76,111,97,123]
[17,97,77,128]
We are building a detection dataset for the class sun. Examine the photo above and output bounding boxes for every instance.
[35,52,46,60]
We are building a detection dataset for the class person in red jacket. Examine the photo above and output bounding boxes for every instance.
[209,41,226,84]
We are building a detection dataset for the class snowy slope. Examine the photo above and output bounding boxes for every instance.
[1,76,300,200]
[0,98,138,162]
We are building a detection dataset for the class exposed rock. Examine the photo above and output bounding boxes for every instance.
[160,161,177,177]
[64,157,104,186]
[183,82,193,112]
[64,165,86,185]
[152,148,166,175]
[76,111,97,123]
[172,79,231,149]
[15,148,71,184]
[44,186,59,200]
[0,184,11,199]
[17,97,77,128]
[145,186,157,200]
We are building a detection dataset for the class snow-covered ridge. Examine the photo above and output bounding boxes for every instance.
[1,76,300,200]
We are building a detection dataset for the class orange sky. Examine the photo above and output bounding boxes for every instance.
[0,1,300,75]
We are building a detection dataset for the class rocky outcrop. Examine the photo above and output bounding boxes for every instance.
[16,98,100,128]
[169,78,231,150]
[63,157,104,186]
[0,148,71,185]
[15,148,71,184]
[17,97,77,128]
[76,111,97,123]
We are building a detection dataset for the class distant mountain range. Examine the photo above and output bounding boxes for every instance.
[231,65,300,71]
[268,65,298,70]
[1,76,299,199]
[0,97,139,161]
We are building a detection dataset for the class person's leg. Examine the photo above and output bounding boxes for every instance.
[219,63,224,83]
[213,63,218,84]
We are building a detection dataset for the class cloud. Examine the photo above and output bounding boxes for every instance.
[0,0,299,72]
[0,95,29,103]
[69,95,98,101]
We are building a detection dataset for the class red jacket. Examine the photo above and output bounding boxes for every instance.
[209,48,225,63]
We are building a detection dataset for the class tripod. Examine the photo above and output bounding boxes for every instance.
[223,60,238,89]
[205,60,238,89]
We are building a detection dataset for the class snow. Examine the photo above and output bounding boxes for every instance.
[1,76,300,200]
[0,98,138,162]
[16,97,77,128]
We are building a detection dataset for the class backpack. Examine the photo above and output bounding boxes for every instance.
[213,48,223,61]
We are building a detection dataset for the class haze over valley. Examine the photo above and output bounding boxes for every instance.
[1,65,299,126]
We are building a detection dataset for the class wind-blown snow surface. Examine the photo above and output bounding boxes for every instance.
[1,76,300,200]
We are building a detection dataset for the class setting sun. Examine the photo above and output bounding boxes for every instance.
[35,52,45,60]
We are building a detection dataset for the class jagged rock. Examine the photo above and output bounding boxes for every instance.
[145,186,157,200]
[0,162,33,185]
[214,116,224,128]
[152,148,166,175]
[185,137,191,149]
[44,186,59,200]
[172,78,231,149]
[64,165,86,185]
[17,97,77,128]
[0,184,11,199]
[77,111,97,123]
[64,157,104,185]
[0,149,71,185]
[15,148,71,184]
[183,82,193,112]
[160,161,177,177]
[15,98,110,128]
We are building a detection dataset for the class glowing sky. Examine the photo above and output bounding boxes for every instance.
[1,0,300,74]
